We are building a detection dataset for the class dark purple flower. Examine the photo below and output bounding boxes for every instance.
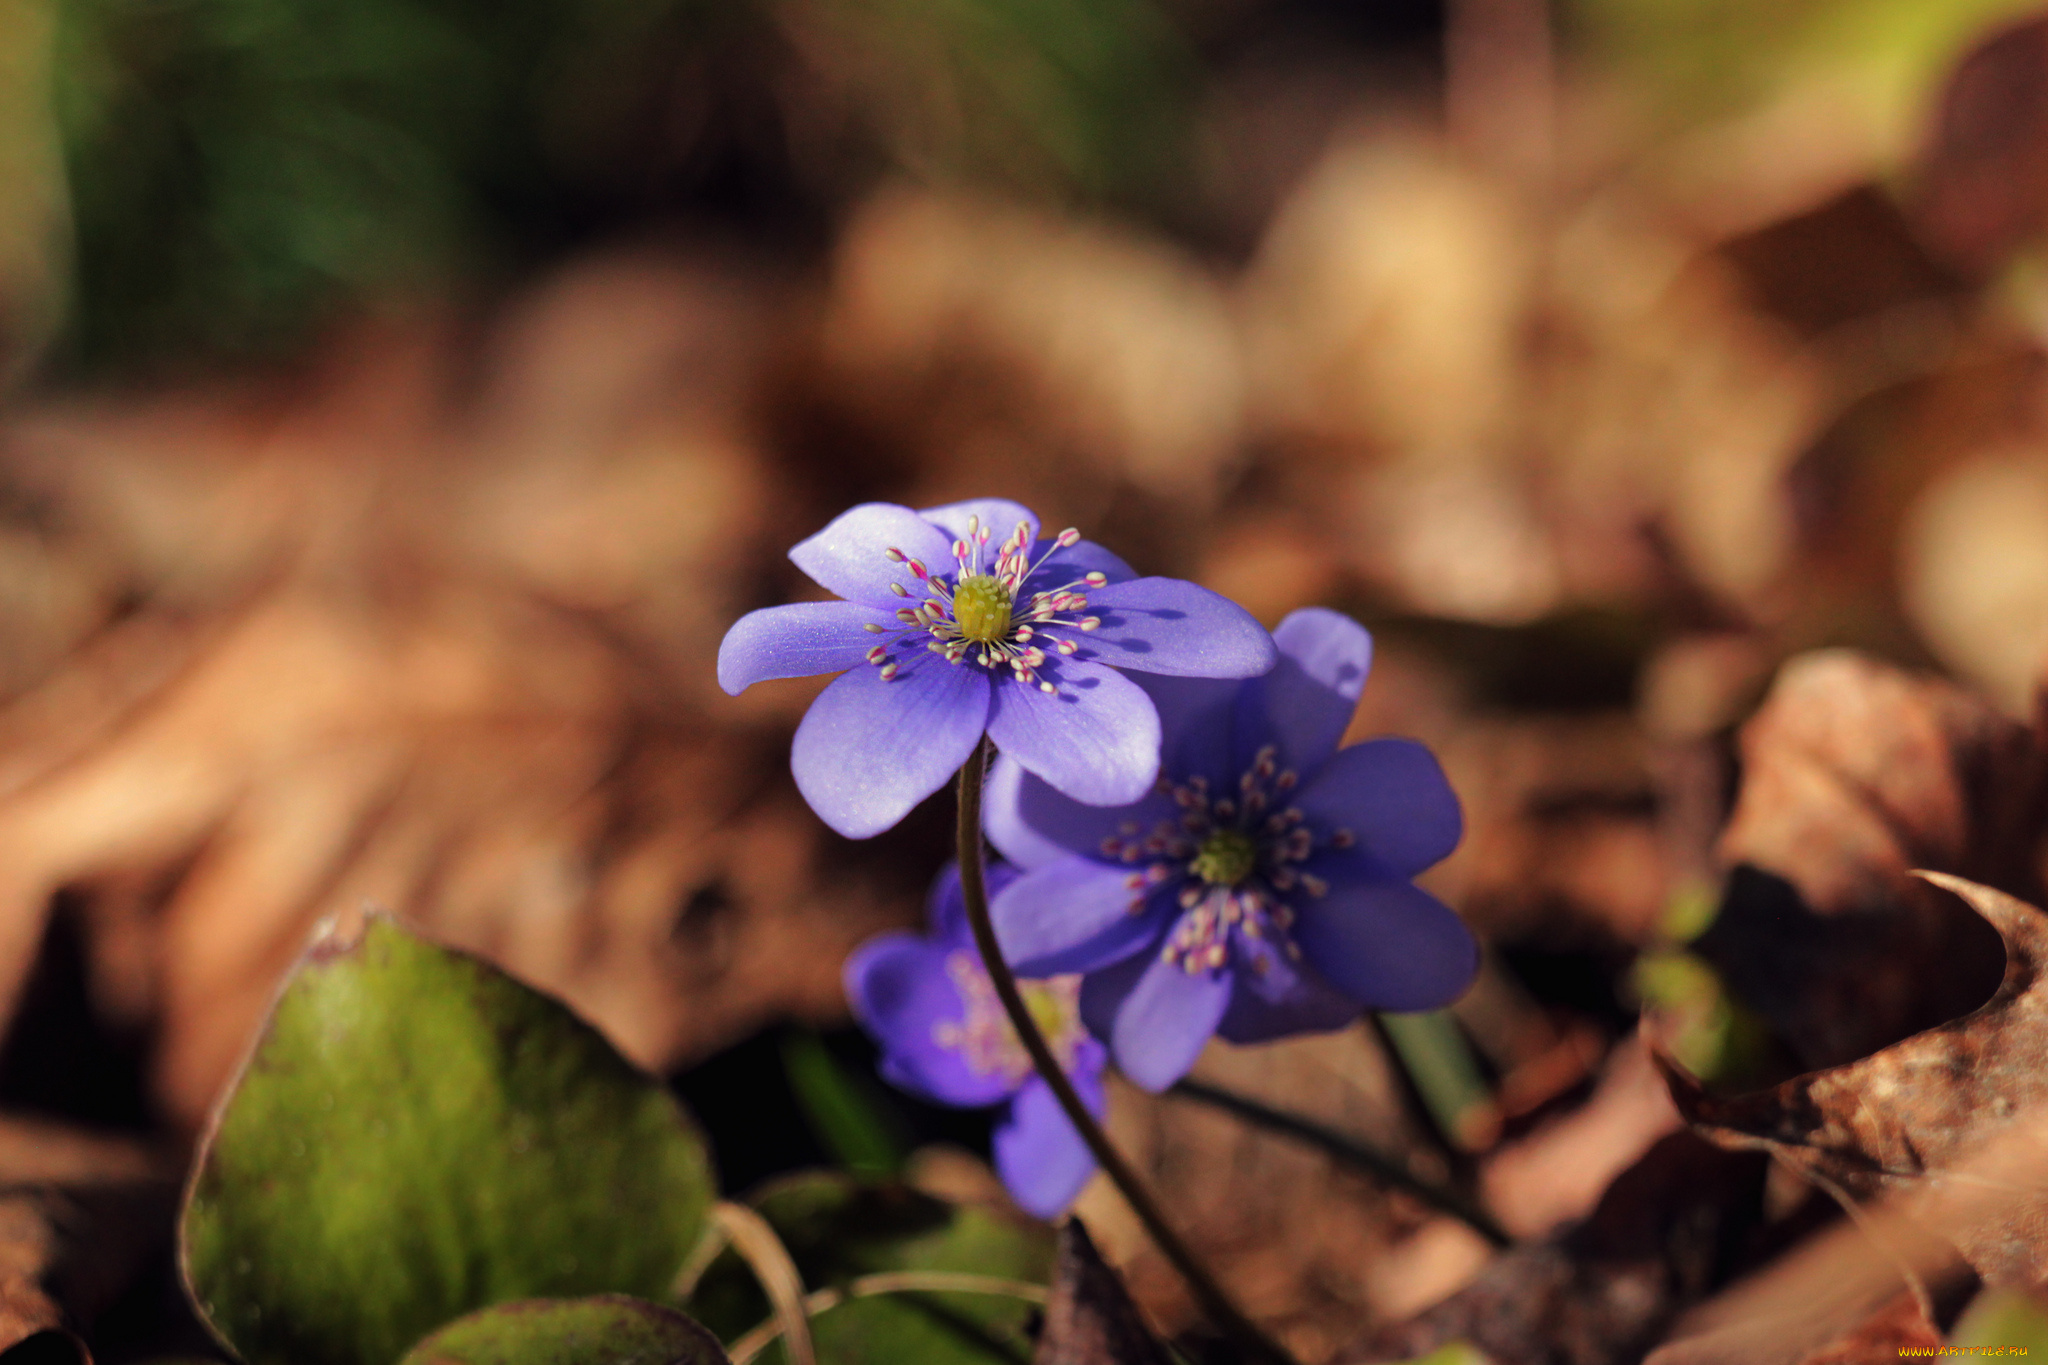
[844,863,1107,1219]
[718,499,1274,838]
[982,608,1476,1092]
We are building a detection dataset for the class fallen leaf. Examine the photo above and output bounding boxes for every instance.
[1718,186,1958,338]
[1077,1029,1448,1357]
[1664,871,2048,1287]
[1910,15,2048,278]
[0,1200,60,1359]
[1791,1290,1942,1365]
[1900,447,2048,716]
[1341,1133,1771,1365]
[1032,1219,1173,1365]
[820,187,1245,508]
[1479,1036,1681,1242]
[1639,1123,2036,1365]
[1698,651,2037,1068]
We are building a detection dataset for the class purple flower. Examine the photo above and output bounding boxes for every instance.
[718,499,1275,838]
[844,863,1107,1219]
[982,607,1477,1092]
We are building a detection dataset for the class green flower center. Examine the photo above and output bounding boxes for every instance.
[1022,981,1078,1050]
[1192,829,1258,886]
[937,954,1084,1080]
[952,574,1013,644]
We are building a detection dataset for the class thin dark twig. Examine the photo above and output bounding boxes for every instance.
[954,737,1297,1365]
[1167,1077,1512,1248]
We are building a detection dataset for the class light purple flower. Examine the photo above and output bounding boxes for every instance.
[718,499,1275,838]
[983,607,1477,1093]
[844,863,1106,1219]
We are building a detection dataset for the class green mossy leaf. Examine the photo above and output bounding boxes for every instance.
[397,1295,730,1365]
[687,1171,1052,1365]
[181,913,716,1365]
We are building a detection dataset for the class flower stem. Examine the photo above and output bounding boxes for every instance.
[954,738,1297,1365]
[1166,1077,1512,1247]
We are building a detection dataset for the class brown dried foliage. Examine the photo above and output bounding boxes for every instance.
[1698,651,2046,1068]
[1666,873,2048,1288]
[1032,1220,1176,1365]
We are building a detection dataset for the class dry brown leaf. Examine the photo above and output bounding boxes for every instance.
[1910,14,2048,279]
[1900,447,2048,716]
[1479,1036,1681,1242]
[0,1199,59,1359]
[1698,650,2041,1068]
[1245,132,1533,461]
[0,1117,175,1360]
[1639,1117,2025,1365]
[1341,1134,1770,1365]
[1791,1290,1943,1365]
[819,187,1244,507]
[1033,1219,1175,1365]
[1074,1029,1455,1362]
[0,261,920,1133]
[1664,871,2048,1287]
[1241,128,1819,624]
[1430,712,1676,949]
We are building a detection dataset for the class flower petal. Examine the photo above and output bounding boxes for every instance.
[717,601,899,696]
[845,935,1013,1107]
[790,503,956,608]
[1216,961,1362,1044]
[987,659,1160,807]
[926,859,1022,947]
[1234,608,1372,773]
[983,756,1084,868]
[918,498,1041,550]
[1078,951,1147,1041]
[992,860,1170,976]
[1106,954,1233,1092]
[1296,739,1463,875]
[1291,870,1477,1011]
[982,754,1174,868]
[1136,672,1240,789]
[1079,578,1276,679]
[993,1059,1105,1219]
[793,652,990,838]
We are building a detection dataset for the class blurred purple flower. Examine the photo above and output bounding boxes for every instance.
[718,498,1274,837]
[844,862,1106,1219]
[983,607,1476,1092]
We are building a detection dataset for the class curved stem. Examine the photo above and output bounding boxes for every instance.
[1167,1077,1511,1247]
[711,1202,816,1365]
[955,738,1296,1365]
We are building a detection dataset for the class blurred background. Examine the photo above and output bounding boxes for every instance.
[7,0,2048,1357]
